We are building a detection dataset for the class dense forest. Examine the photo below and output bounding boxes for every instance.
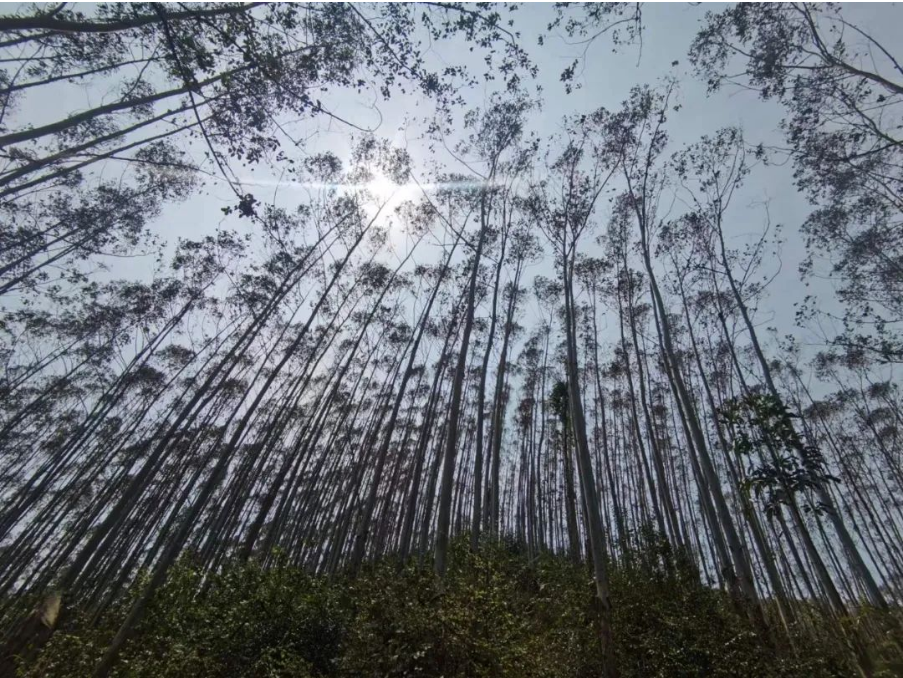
[0,2,901,677]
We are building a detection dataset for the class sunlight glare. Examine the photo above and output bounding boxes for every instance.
[366,173,398,203]
[364,172,422,210]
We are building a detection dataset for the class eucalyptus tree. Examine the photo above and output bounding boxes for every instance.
[0,2,540,467]
[603,84,761,613]
[91,188,394,675]
[486,226,541,538]
[0,3,531,197]
[549,379,582,563]
[659,215,797,632]
[0,228,244,559]
[691,2,903,364]
[434,95,530,578]
[673,127,888,612]
[471,232,508,549]
[397,268,470,567]
[512,323,550,556]
[527,112,620,678]
[0,1,552,660]
[469,161,530,549]
[2,5,903,677]
[789,353,903,603]
[574,256,628,552]
[347,201,462,573]
[468,136,537,547]
[0,159,389,675]
[301,266,419,571]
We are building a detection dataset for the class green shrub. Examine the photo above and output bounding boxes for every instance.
[16,535,889,677]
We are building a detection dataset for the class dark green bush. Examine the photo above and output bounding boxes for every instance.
[16,536,884,677]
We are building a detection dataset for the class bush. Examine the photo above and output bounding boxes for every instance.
[17,535,882,677]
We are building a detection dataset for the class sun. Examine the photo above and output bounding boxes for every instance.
[366,173,398,202]
[364,172,419,207]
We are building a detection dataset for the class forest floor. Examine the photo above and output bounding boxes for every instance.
[11,535,903,677]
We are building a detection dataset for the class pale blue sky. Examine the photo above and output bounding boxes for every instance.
[11,2,902,382]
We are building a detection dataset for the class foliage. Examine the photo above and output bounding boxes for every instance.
[719,393,839,516]
[17,536,865,678]
[689,3,903,363]
[549,380,570,426]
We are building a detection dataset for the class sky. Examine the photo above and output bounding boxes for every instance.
[4,1,903,608]
[10,2,903,387]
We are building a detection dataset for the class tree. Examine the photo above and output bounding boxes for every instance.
[434,95,529,578]
[527,111,619,678]
[691,3,903,363]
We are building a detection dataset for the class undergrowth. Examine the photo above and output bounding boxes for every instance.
[15,533,900,677]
